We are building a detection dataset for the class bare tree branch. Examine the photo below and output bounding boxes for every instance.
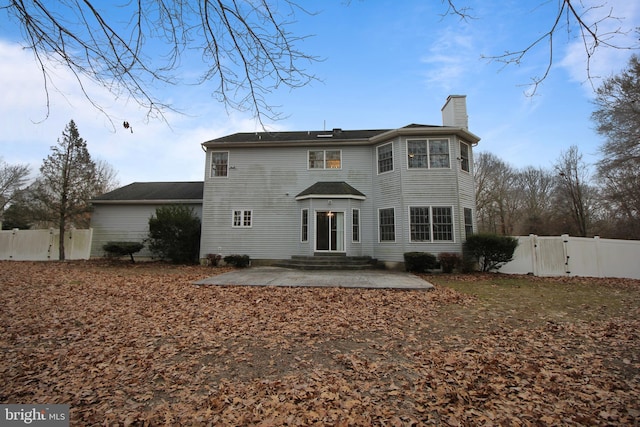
[480,0,637,95]
[3,0,319,125]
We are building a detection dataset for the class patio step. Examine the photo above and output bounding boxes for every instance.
[275,254,378,270]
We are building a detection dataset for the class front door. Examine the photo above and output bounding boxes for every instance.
[316,211,344,252]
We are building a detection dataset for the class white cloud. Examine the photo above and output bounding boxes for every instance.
[0,38,257,185]
[559,0,640,90]
[420,28,476,91]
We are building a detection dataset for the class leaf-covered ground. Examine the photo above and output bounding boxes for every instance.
[1,261,639,426]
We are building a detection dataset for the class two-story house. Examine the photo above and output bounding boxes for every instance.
[199,95,480,268]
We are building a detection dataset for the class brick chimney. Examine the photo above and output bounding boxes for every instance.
[441,95,468,129]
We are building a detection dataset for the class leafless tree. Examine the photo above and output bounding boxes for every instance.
[450,0,639,94]
[474,152,522,235]
[0,158,31,226]
[3,1,635,125]
[553,146,596,237]
[516,167,557,235]
[3,0,319,125]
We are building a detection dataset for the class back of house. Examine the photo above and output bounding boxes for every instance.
[199,95,480,268]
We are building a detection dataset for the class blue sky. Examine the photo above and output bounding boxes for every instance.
[1,0,639,185]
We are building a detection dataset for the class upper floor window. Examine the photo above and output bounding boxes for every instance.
[232,210,252,228]
[460,141,470,172]
[211,152,229,177]
[407,139,450,169]
[309,150,341,169]
[377,143,393,174]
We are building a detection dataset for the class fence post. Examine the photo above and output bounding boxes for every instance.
[561,234,570,275]
[48,228,55,260]
[10,228,18,259]
[527,234,538,276]
[593,236,602,278]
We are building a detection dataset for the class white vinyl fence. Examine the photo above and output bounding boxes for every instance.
[500,234,640,280]
[0,228,93,261]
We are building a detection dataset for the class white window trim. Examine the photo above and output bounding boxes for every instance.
[459,141,471,173]
[210,151,230,178]
[378,207,396,243]
[405,138,452,170]
[301,208,309,242]
[377,142,394,175]
[232,209,253,228]
[307,149,342,170]
[352,208,360,243]
[408,206,455,243]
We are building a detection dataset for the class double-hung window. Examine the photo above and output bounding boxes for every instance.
[377,143,393,174]
[464,208,473,237]
[308,150,341,169]
[379,208,395,242]
[352,209,360,243]
[409,207,431,241]
[211,151,229,177]
[460,141,470,172]
[407,140,428,168]
[409,206,454,242]
[432,207,453,241]
[301,209,309,242]
[429,139,450,168]
[232,210,252,228]
[407,139,450,169]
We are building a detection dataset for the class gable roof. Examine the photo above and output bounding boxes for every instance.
[295,181,366,200]
[203,124,480,149]
[92,182,203,204]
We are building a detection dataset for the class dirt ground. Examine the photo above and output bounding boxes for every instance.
[1,261,639,426]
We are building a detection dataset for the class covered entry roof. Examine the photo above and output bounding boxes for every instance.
[295,181,366,200]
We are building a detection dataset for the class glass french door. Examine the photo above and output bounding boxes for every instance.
[316,211,344,252]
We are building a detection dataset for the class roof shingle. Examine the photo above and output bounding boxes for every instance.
[92,182,203,202]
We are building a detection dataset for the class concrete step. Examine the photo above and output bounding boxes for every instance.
[275,255,378,270]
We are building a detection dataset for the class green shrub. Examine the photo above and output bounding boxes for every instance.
[223,254,251,268]
[463,233,518,272]
[147,205,201,264]
[403,252,437,273]
[102,241,144,263]
[438,252,462,273]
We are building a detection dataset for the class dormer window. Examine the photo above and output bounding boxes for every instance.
[308,150,341,169]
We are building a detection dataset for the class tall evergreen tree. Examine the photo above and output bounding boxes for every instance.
[37,120,99,260]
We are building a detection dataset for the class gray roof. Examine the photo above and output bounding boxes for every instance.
[203,123,480,148]
[92,182,203,203]
[207,128,389,144]
[296,181,366,200]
